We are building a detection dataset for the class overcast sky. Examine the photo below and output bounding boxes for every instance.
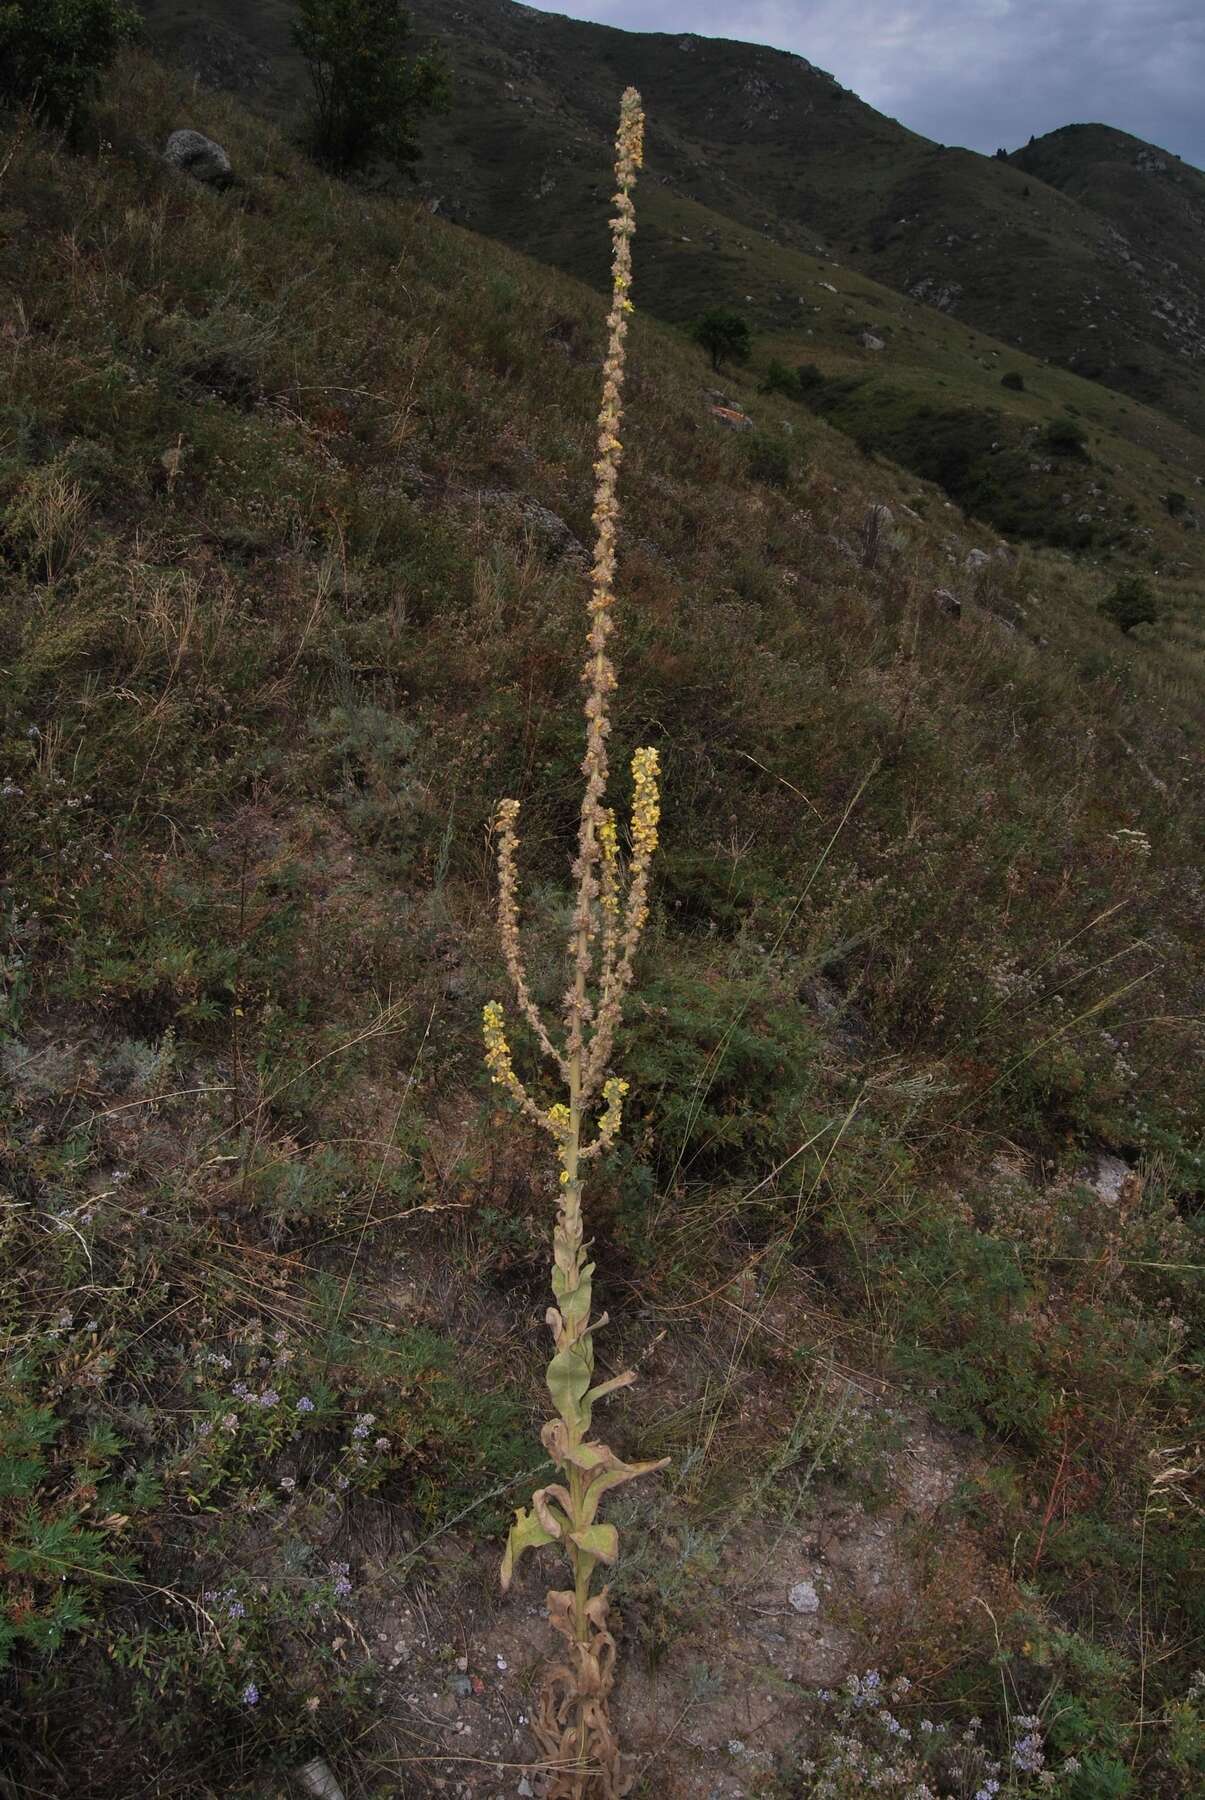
[523,2,1205,171]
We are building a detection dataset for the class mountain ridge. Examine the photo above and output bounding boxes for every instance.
[137,0,1205,447]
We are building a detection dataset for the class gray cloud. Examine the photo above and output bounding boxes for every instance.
[524,2,1205,170]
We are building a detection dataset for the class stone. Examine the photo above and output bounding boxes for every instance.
[1082,1153,1133,1206]
[163,129,233,187]
[474,490,587,565]
[710,404,753,431]
[861,331,886,351]
[934,588,962,618]
[965,548,991,571]
[788,1579,821,1614]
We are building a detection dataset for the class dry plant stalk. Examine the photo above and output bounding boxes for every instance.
[482,86,666,1798]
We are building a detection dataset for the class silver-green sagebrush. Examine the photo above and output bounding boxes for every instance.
[481,86,666,1800]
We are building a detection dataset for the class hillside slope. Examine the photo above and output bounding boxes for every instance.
[1,52,1202,1798]
[407,0,1205,435]
[134,0,1205,572]
[1010,122,1205,380]
[137,0,1205,438]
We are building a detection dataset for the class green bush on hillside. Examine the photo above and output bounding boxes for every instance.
[690,306,752,372]
[1164,490,1187,518]
[1099,573,1158,634]
[1045,413,1089,457]
[293,0,449,173]
[760,358,801,398]
[744,429,794,488]
[1001,370,1025,392]
[0,0,139,130]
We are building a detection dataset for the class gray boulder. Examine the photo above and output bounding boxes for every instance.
[163,130,233,187]
[965,548,991,571]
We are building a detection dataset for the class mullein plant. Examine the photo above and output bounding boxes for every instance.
[482,87,666,1798]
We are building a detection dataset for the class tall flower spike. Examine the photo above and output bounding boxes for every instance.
[484,89,662,1800]
[585,746,660,1093]
[564,86,644,1078]
[496,799,569,1080]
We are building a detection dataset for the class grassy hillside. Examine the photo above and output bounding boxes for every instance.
[1010,124,1205,371]
[134,0,1205,574]
[397,0,1205,435]
[1,51,1203,1799]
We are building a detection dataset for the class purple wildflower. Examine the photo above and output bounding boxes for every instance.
[242,1682,259,1707]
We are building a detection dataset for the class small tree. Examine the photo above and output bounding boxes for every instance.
[293,0,448,174]
[1045,413,1088,457]
[1000,370,1025,392]
[1100,574,1157,634]
[1164,490,1187,518]
[0,0,139,130]
[690,306,751,372]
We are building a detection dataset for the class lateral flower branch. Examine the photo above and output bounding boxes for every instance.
[481,86,665,1798]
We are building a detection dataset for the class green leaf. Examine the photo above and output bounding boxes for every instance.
[569,1522,619,1565]
[546,1343,592,1427]
[500,1505,556,1591]
[584,1370,636,1408]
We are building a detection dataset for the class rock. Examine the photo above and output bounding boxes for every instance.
[1082,1153,1137,1207]
[710,404,753,431]
[474,490,587,565]
[934,587,962,618]
[861,332,886,351]
[788,1579,821,1614]
[163,130,233,187]
[965,548,991,571]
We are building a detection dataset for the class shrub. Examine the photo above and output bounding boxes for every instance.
[0,1357,145,1666]
[1001,369,1025,391]
[744,429,794,488]
[1099,574,1157,634]
[0,0,139,130]
[690,305,752,372]
[1045,413,1089,457]
[293,0,449,173]
[760,358,800,398]
[1164,490,1187,517]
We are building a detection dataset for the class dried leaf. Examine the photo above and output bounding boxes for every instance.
[533,1485,572,1538]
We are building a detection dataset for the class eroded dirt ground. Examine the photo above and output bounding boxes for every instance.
[318,1265,971,1800]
